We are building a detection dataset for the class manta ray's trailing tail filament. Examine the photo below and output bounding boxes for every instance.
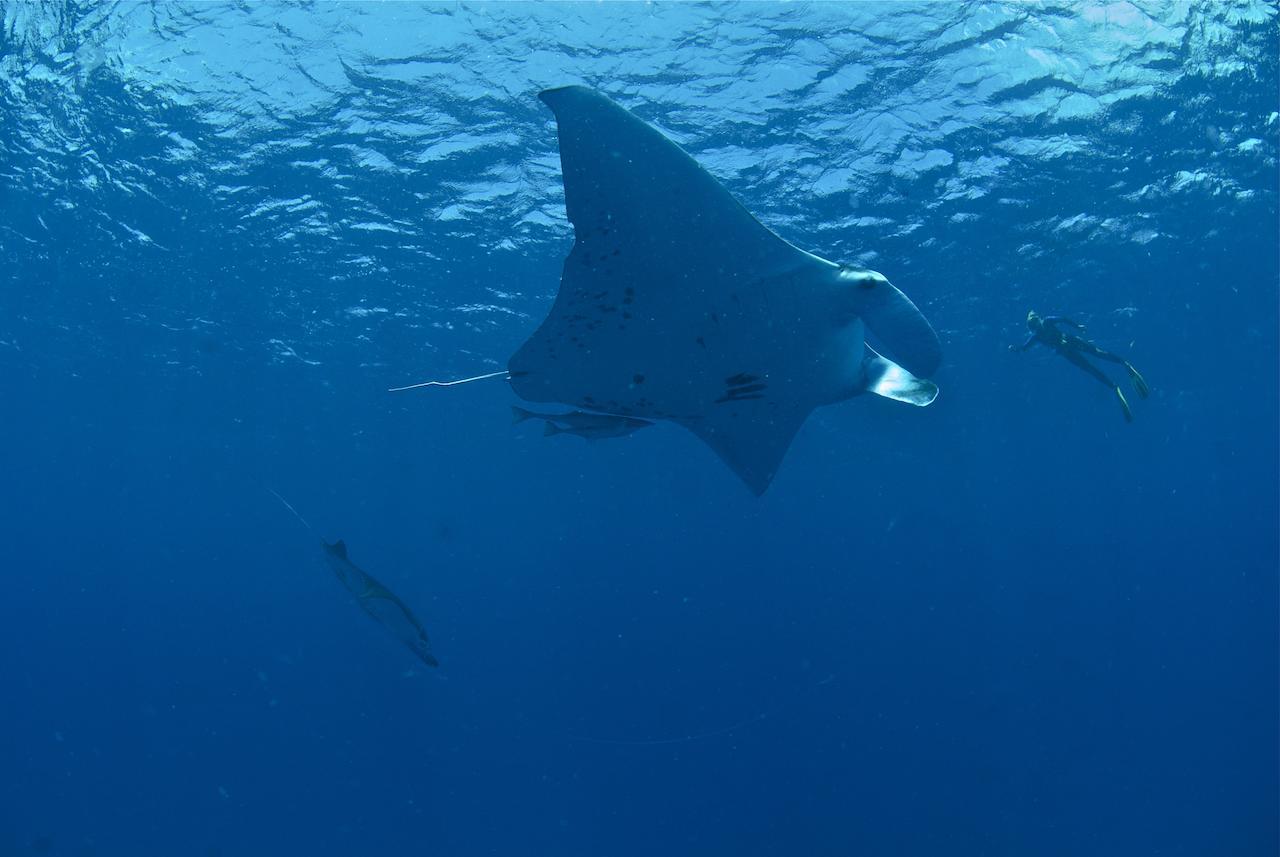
[387,370,509,393]
[267,486,314,533]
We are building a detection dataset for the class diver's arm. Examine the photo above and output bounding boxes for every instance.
[1009,332,1039,352]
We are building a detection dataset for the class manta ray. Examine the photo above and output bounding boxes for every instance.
[268,489,439,668]
[509,86,941,494]
[321,539,439,668]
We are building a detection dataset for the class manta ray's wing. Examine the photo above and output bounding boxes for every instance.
[675,402,812,496]
[536,85,815,283]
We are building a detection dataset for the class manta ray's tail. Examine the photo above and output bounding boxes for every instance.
[388,369,509,393]
[267,487,314,534]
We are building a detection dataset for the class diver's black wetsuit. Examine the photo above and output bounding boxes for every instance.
[1013,312,1149,422]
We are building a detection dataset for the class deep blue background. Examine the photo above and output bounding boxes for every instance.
[2,3,1277,856]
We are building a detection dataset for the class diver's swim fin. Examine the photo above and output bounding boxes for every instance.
[1126,364,1149,399]
[1115,387,1133,423]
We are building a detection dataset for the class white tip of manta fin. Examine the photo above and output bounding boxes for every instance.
[862,350,938,406]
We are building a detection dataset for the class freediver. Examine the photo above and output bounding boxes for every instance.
[1011,311,1149,422]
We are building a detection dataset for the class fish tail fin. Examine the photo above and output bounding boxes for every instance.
[543,420,564,437]
[512,405,536,425]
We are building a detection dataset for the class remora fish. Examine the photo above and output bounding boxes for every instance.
[512,405,652,441]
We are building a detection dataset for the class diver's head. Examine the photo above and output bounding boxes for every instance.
[1026,310,1043,331]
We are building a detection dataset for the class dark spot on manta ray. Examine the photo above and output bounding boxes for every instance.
[633,374,645,384]
[858,279,877,290]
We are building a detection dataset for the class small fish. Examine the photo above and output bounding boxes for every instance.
[322,540,439,668]
[268,488,441,669]
[513,406,651,441]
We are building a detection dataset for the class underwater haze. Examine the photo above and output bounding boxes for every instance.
[2,2,1277,855]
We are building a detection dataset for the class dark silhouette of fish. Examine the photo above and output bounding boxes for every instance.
[269,488,439,668]
[321,539,439,668]
[512,405,652,441]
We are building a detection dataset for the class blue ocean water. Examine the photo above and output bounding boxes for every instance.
[1,2,1277,855]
